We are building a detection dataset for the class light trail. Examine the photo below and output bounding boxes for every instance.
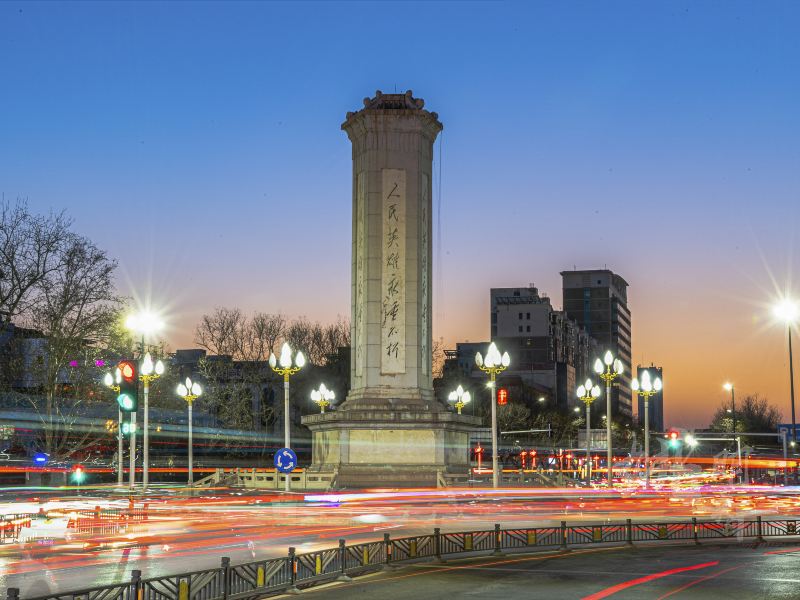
[1,483,800,596]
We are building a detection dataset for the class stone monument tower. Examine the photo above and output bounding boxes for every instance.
[303,90,478,487]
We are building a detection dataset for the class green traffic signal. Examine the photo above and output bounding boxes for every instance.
[71,466,85,483]
[117,393,135,411]
[121,422,137,435]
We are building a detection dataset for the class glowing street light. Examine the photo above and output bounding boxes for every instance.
[632,370,662,488]
[311,383,335,413]
[176,377,202,486]
[103,368,124,486]
[270,342,305,492]
[594,351,624,487]
[125,310,165,491]
[577,379,602,484]
[447,385,472,415]
[476,342,510,488]
[773,299,798,445]
[723,382,736,436]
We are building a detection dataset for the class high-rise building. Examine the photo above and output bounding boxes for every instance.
[636,365,664,433]
[488,286,597,410]
[560,270,632,418]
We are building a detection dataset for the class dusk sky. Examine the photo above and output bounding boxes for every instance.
[2,1,798,428]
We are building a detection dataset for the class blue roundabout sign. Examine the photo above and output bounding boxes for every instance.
[274,447,298,473]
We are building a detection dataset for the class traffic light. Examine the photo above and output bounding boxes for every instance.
[497,388,509,405]
[667,430,680,448]
[117,360,138,413]
[71,464,85,484]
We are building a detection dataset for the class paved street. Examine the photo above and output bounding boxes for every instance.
[293,542,800,599]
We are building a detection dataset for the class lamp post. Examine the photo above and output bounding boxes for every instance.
[269,342,305,492]
[311,383,335,414]
[139,353,164,491]
[632,370,662,488]
[176,377,202,486]
[594,351,624,488]
[103,369,123,486]
[476,342,510,488]
[577,379,601,484]
[723,382,736,436]
[125,311,164,491]
[447,385,472,415]
[774,300,798,446]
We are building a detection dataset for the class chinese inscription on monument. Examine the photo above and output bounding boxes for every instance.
[381,168,406,374]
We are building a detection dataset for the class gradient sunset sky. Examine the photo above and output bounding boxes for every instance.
[2,1,798,428]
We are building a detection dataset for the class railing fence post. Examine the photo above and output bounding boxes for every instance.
[756,516,764,543]
[6,588,19,600]
[434,527,444,563]
[692,518,700,545]
[130,569,141,600]
[337,538,352,582]
[383,533,393,570]
[221,556,230,600]
[493,524,503,555]
[560,521,569,551]
[626,518,633,547]
[287,547,300,594]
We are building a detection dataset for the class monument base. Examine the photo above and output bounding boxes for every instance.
[302,406,480,488]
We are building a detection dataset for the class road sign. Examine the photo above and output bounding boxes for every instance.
[274,447,297,473]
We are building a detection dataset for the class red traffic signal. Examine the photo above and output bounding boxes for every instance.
[497,388,508,405]
[667,430,679,441]
[119,360,136,382]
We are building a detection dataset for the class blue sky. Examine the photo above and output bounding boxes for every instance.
[2,1,799,425]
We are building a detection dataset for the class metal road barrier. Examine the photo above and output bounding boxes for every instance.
[6,515,800,600]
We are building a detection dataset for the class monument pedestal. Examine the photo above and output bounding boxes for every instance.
[303,406,480,488]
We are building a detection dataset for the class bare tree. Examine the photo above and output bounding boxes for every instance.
[285,316,350,366]
[250,312,287,360]
[22,235,124,460]
[709,393,783,436]
[195,307,247,358]
[0,200,73,322]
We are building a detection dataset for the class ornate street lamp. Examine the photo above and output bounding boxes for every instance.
[176,377,202,486]
[475,342,510,488]
[632,370,662,488]
[125,311,165,491]
[269,342,305,492]
[311,383,335,413]
[139,352,164,490]
[447,385,472,415]
[577,379,601,484]
[594,351,624,487]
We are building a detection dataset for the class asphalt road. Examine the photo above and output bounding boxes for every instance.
[3,486,799,597]
[292,542,800,599]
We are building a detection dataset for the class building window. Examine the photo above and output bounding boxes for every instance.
[519,312,523,320]
[526,312,530,319]
[518,326,523,332]
[526,326,531,332]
